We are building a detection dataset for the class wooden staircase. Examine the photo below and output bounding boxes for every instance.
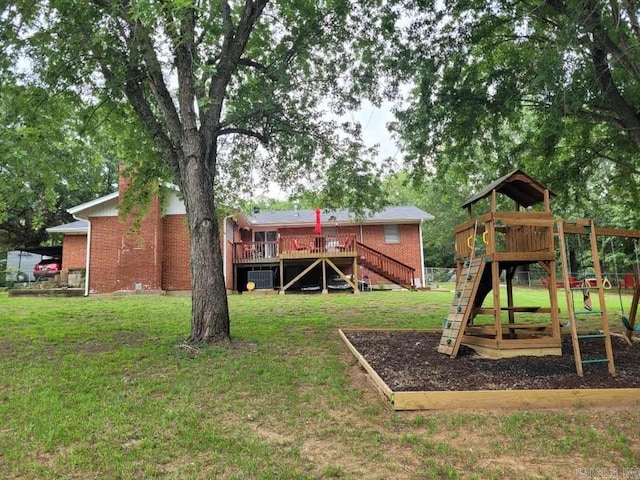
[438,257,489,356]
[356,242,416,289]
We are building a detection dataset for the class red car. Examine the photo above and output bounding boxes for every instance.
[33,257,62,279]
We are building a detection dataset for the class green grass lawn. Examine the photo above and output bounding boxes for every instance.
[1,289,639,479]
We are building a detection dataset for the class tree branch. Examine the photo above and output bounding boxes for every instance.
[570,108,626,130]
[216,127,269,145]
[200,0,269,169]
[125,17,184,148]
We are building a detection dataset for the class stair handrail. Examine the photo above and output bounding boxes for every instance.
[355,242,416,272]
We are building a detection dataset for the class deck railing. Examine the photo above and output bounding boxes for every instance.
[233,235,358,263]
[279,234,357,259]
[233,241,279,263]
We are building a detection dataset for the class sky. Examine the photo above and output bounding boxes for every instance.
[259,99,401,200]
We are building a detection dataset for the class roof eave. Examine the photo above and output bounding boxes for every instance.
[68,191,120,217]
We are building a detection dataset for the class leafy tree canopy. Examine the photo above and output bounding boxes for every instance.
[0,80,122,250]
[391,0,640,226]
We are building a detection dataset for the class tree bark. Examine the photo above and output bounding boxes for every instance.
[182,156,230,344]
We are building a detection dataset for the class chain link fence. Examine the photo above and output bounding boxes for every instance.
[424,264,635,288]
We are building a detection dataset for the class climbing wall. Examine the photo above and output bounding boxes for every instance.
[437,257,487,357]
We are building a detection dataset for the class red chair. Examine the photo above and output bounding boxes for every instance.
[337,237,353,251]
[619,274,636,289]
[242,243,254,259]
[292,239,307,251]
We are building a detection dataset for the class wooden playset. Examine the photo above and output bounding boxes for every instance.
[437,170,640,375]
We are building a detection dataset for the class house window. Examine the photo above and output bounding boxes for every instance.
[254,230,278,258]
[384,224,400,243]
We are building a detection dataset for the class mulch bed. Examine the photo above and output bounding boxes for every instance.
[344,331,640,391]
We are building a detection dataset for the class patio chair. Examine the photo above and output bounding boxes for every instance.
[292,239,308,251]
[337,236,353,251]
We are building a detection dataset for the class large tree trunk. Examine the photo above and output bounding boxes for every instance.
[182,158,230,343]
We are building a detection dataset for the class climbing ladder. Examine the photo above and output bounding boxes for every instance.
[437,257,487,356]
[556,220,616,376]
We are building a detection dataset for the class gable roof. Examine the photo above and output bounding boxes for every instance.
[247,205,434,227]
[461,169,555,209]
[46,219,89,234]
[68,191,120,216]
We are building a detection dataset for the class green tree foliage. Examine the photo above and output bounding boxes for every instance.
[2,0,394,342]
[0,81,120,250]
[391,0,640,223]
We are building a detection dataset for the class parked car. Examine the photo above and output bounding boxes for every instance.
[33,257,62,279]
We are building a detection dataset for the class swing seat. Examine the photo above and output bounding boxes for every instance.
[621,316,640,332]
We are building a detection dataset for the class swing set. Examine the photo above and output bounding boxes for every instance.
[564,227,640,342]
[610,238,640,341]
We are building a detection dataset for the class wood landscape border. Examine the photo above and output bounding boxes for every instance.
[339,328,640,411]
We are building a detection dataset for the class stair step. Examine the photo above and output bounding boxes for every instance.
[574,309,602,315]
[581,358,610,364]
[577,334,606,339]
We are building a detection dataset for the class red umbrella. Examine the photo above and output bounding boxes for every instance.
[314,208,322,234]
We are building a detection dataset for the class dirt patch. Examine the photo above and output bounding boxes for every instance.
[344,331,640,391]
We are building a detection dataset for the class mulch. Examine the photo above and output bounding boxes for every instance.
[344,331,640,391]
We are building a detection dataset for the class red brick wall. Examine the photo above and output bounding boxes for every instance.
[358,224,423,286]
[88,216,120,293]
[162,215,191,291]
[88,197,163,293]
[62,235,87,271]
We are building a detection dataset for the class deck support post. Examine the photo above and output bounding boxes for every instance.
[279,259,284,295]
[322,259,328,294]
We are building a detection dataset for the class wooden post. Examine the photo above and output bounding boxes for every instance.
[557,221,584,376]
[279,259,284,294]
[548,259,561,340]
[322,259,328,294]
[353,255,359,294]
[588,221,616,375]
[492,260,502,344]
[506,267,515,325]
[543,188,550,212]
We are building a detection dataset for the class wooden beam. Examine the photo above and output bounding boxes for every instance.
[392,388,640,411]
[338,329,394,401]
[490,252,556,262]
[474,307,551,315]
[558,222,640,238]
[325,258,358,292]
[280,258,322,293]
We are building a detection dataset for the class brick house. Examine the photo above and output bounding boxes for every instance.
[48,178,433,294]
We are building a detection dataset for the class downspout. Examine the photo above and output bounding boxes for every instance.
[419,221,426,289]
[73,214,91,296]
